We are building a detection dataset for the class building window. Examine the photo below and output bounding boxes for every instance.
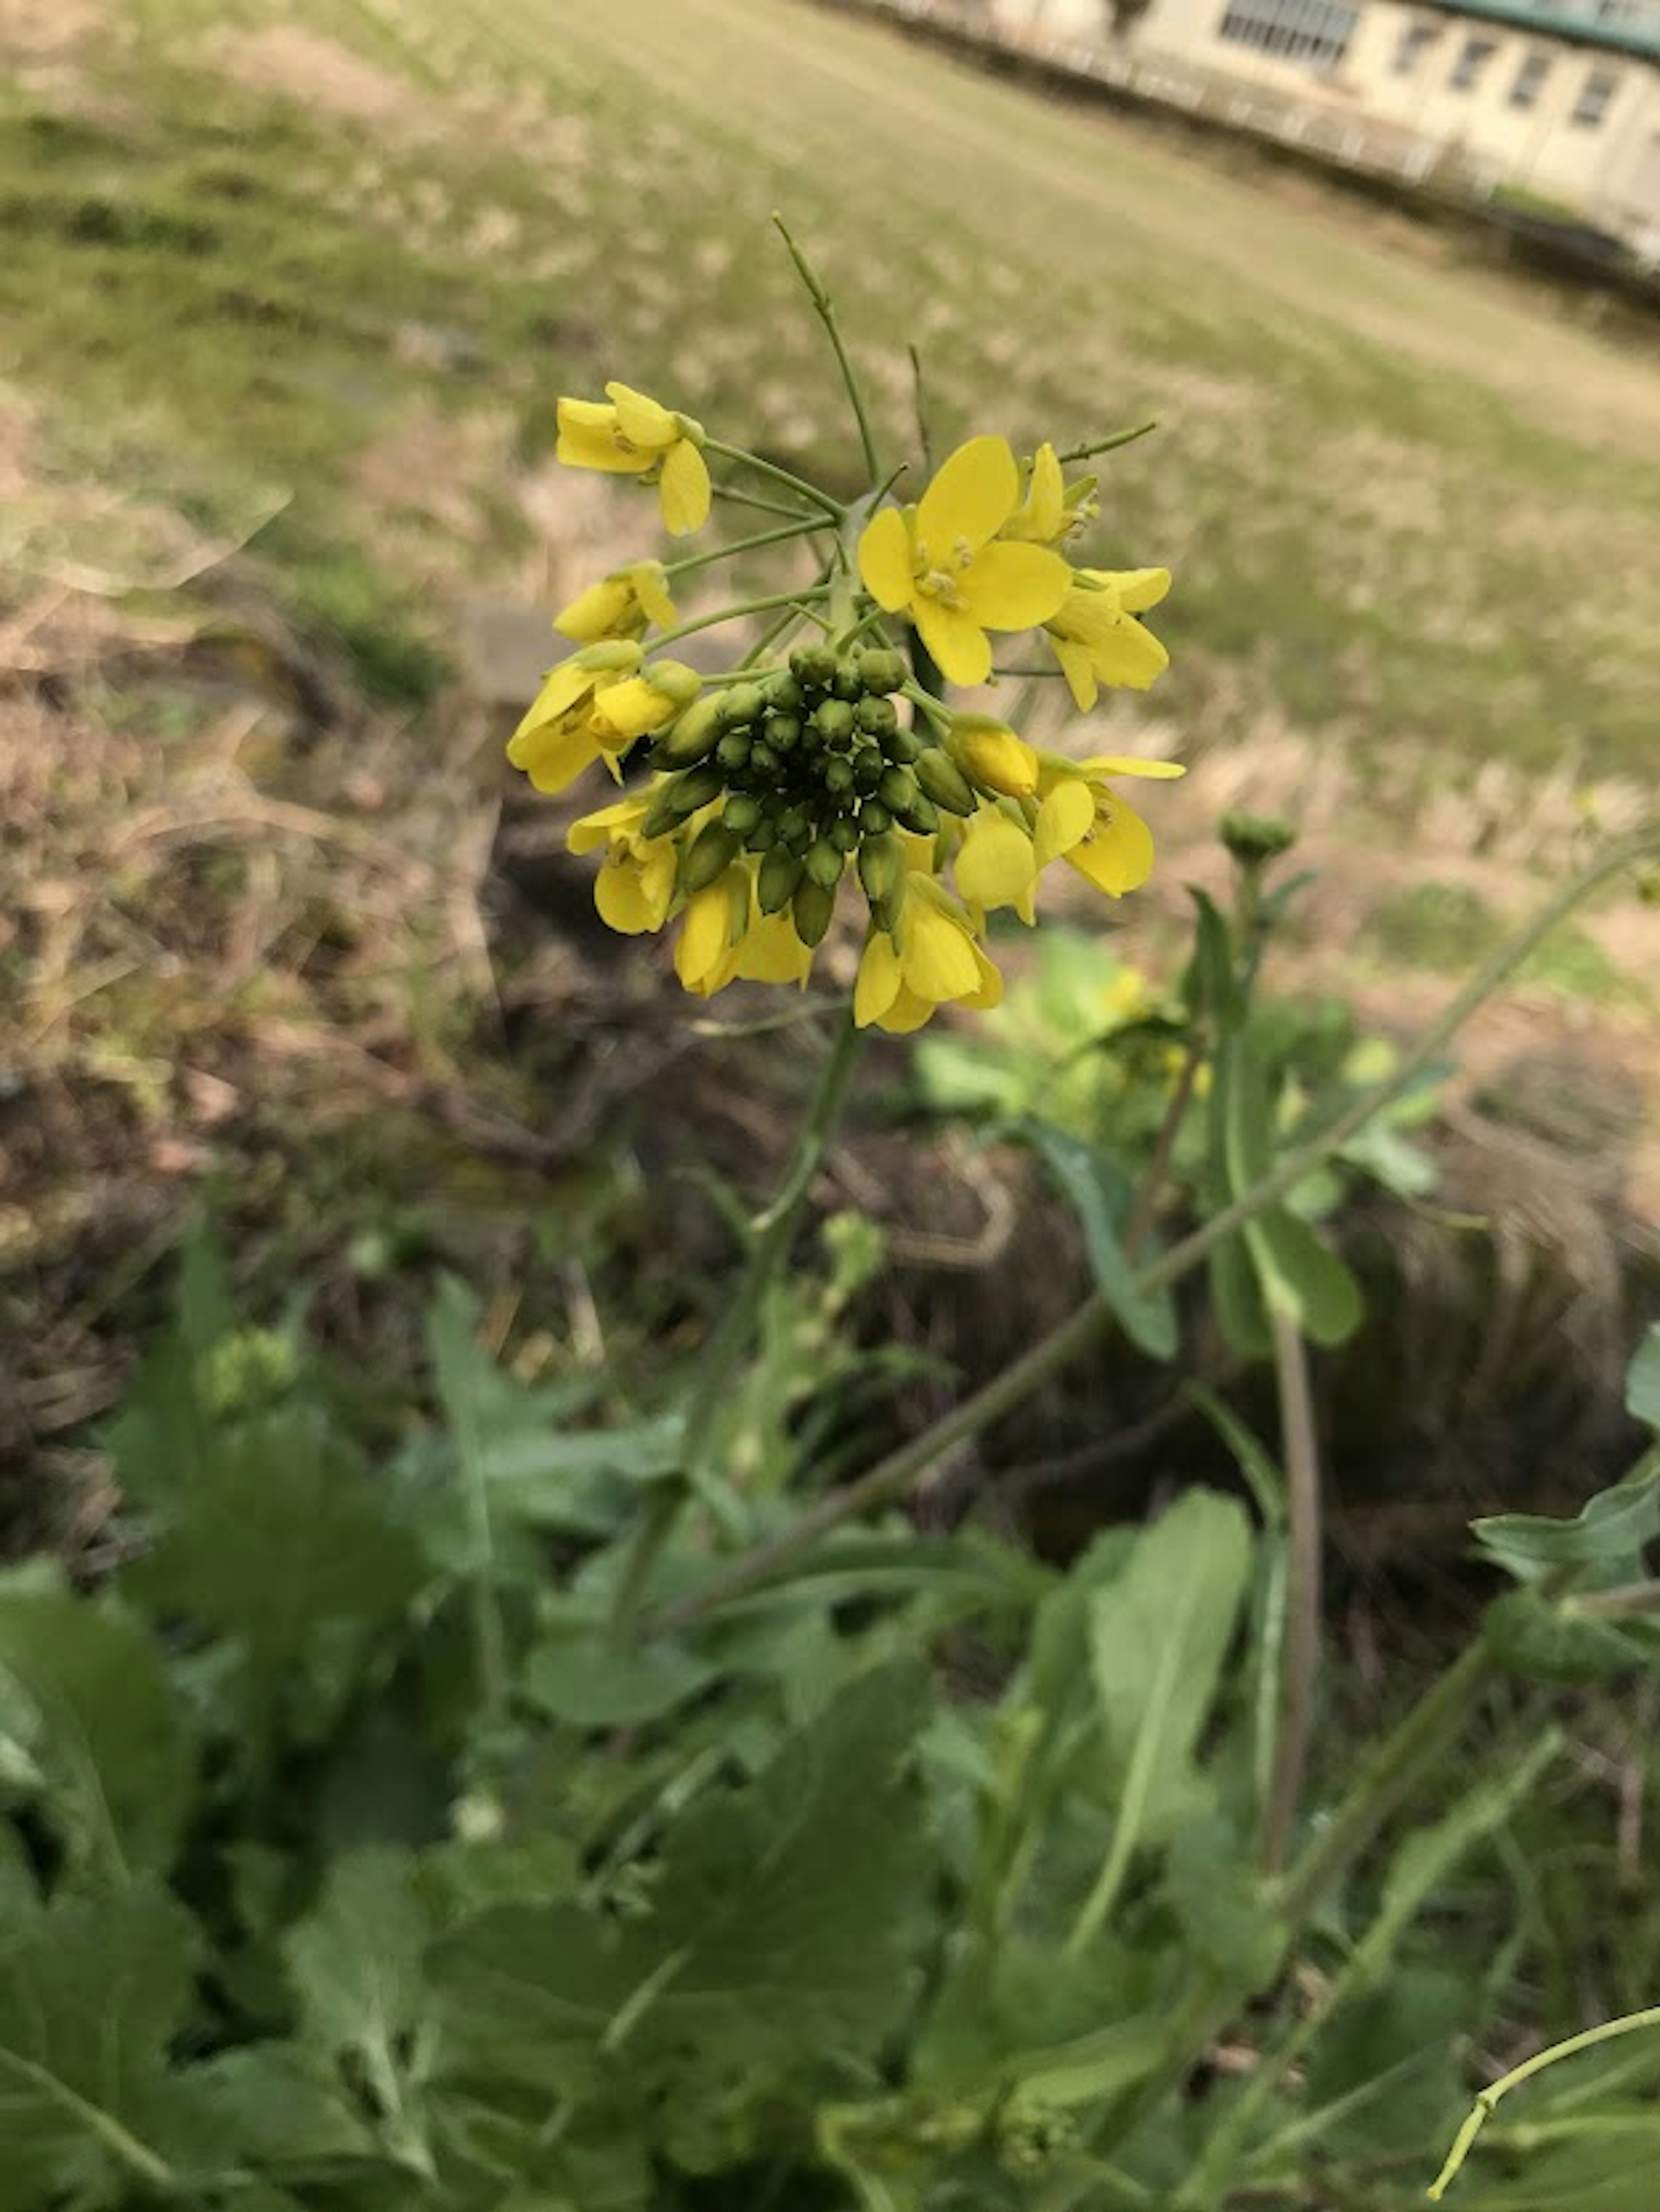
[1571,64,1621,125]
[1509,51,1551,106]
[1448,35,1497,89]
[1216,0,1358,67]
[1393,20,1440,72]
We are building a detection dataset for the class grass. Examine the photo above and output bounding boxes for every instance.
[5,0,1660,776]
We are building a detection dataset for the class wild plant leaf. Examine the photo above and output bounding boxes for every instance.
[433,1665,932,2092]
[1242,1205,1364,1347]
[1015,1119,1177,1360]
[1163,1813,1286,1987]
[0,1886,201,2212]
[1628,1325,1660,1430]
[283,1846,434,2171]
[0,1594,188,1882]
[1473,1454,1660,1579]
[1086,1489,1253,1845]
[520,1637,721,1728]
[1296,1967,1472,2158]
[1484,1589,1650,1682]
[129,1406,428,1699]
[183,2044,377,2166]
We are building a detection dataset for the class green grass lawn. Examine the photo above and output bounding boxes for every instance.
[6,0,1660,769]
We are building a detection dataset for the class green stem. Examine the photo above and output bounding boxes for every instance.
[610,1009,863,1643]
[705,437,846,522]
[0,2050,176,2192]
[1055,422,1158,465]
[638,829,1660,1640]
[773,214,883,488]
[1258,1310,1320,1876]
[712,482,826,522]
[1429,2005,1660,2200]
[664,517,830,577]
[649,584,833,652]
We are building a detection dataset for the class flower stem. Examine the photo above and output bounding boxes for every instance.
[1257,1310,1321,1876]
[664,518,830,578]
[1429,2005,1660,2200]
[705,437,846,522]
[712,483,825,523]
[609,1008,863,1645]
[649,584,833,652]
[772,213,883,490]
[635,828,1660,1640]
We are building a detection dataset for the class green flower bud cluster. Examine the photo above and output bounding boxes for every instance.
[644,639,970,949]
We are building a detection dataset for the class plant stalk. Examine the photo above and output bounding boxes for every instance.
[1257,1310,1321,1875]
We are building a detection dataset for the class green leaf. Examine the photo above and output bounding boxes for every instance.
[1629,1326,1660,1430]
[1163,1813,1286,1986]
[1086,1489,1254,1848]
[0,1595,188,1882]
[1242,1203,1364,1347]
[1016,1119,1177,1360]
[283,1846,434,2171]
[1184,886,1240,1028]
[0,1886,200,2211]
[434,1664,932,2092]
[1185,1384,1286,1527]
[184,2044,377,2166]
[1485,1589,1650,1682]
[130,1406,428,1701]
[520,1638,720,1728]
[1473,1453,1660,1579]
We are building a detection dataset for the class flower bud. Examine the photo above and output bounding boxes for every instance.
[681,820,742,892]
[716,730,752,771]
[884,726,922,765]
[857,831,905,907]
[758,847,804,913]
[723,794,762,835]
[749,740,779,777]
[803,836,845,890]
[789,641,839,691]
[1219,811,1298,866]
[828,816,861,854]
[643,660,701,711]
[767,714,801,752]
[767,672,805,714]
[855,647,908,695]
[666,764,725,819]
[855,695,898,739]
[945,713,1039,799]
[651,694,721,769]
[913,749,978,817]
[824,755,855,798]
[859,799,893,836]
[792,876,836,947]
[812,699,856,747]
[718,681,768,727]
[853,748,886,793]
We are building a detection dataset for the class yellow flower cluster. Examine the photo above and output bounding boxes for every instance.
[518,391,1180,1034]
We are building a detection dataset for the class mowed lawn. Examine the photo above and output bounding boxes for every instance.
[6,0,1660,789]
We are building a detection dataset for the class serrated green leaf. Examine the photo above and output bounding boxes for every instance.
[1629,1326,1660,1430]
[129,1408,428,1701]
[1473,1454,1660,1579]
[520,1638,720,1728]
[433,1665,932,2094]
[0,1886,200,2211]
[1016,1119,1177,1360]
[0,1595,188,1882]
[284,1846,434,2172]
[184,2044,377,2166]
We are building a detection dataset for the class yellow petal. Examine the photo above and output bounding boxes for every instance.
[872,982,937,1034]
[955,811,1037,911]
[1089,618,1170,691]
[948,716,1039,799]
[1064,794,1156,897]
[900,896,983,1004]
[1093,565,1171,613]
[507,719,602,795]
[963,938,1004,1010]
[916,436,1018,558]
[595,845,674,934]
[1079,755,1186,781]
[960,542,1072,631]
[1015,442,1064,541]
[556,401,645,475]
[1033,777,1096,865]
[858,507,915,612]
[606,382,678,449]
[915,599,992,688]
[676,880,737,993]
[1050,634,1098,711]
[568,794,651,853]
[658,438,711,535]
[854,932,904,1028]
[634,560,678,629]
[592,675,675,742]
[555,577,633,642]
[734,911,814,985]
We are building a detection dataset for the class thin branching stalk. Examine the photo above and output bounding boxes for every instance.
[1258,1310,1321,1875]
[773,214,883,489]
[704,437,846,521]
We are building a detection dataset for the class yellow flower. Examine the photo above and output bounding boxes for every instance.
[954,808,1038,923]
[674,868,814,998]
[945,712,1040,800]
[555,559,678,643]
[857,436,1072,687]
[508,647,699,795]
[568,794,678,934]
[1033,753,1185,898]
[1000,442,1098,545]
[854,875,1003,1034]
[1045,568,1171,711]
[556,382,712,536]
